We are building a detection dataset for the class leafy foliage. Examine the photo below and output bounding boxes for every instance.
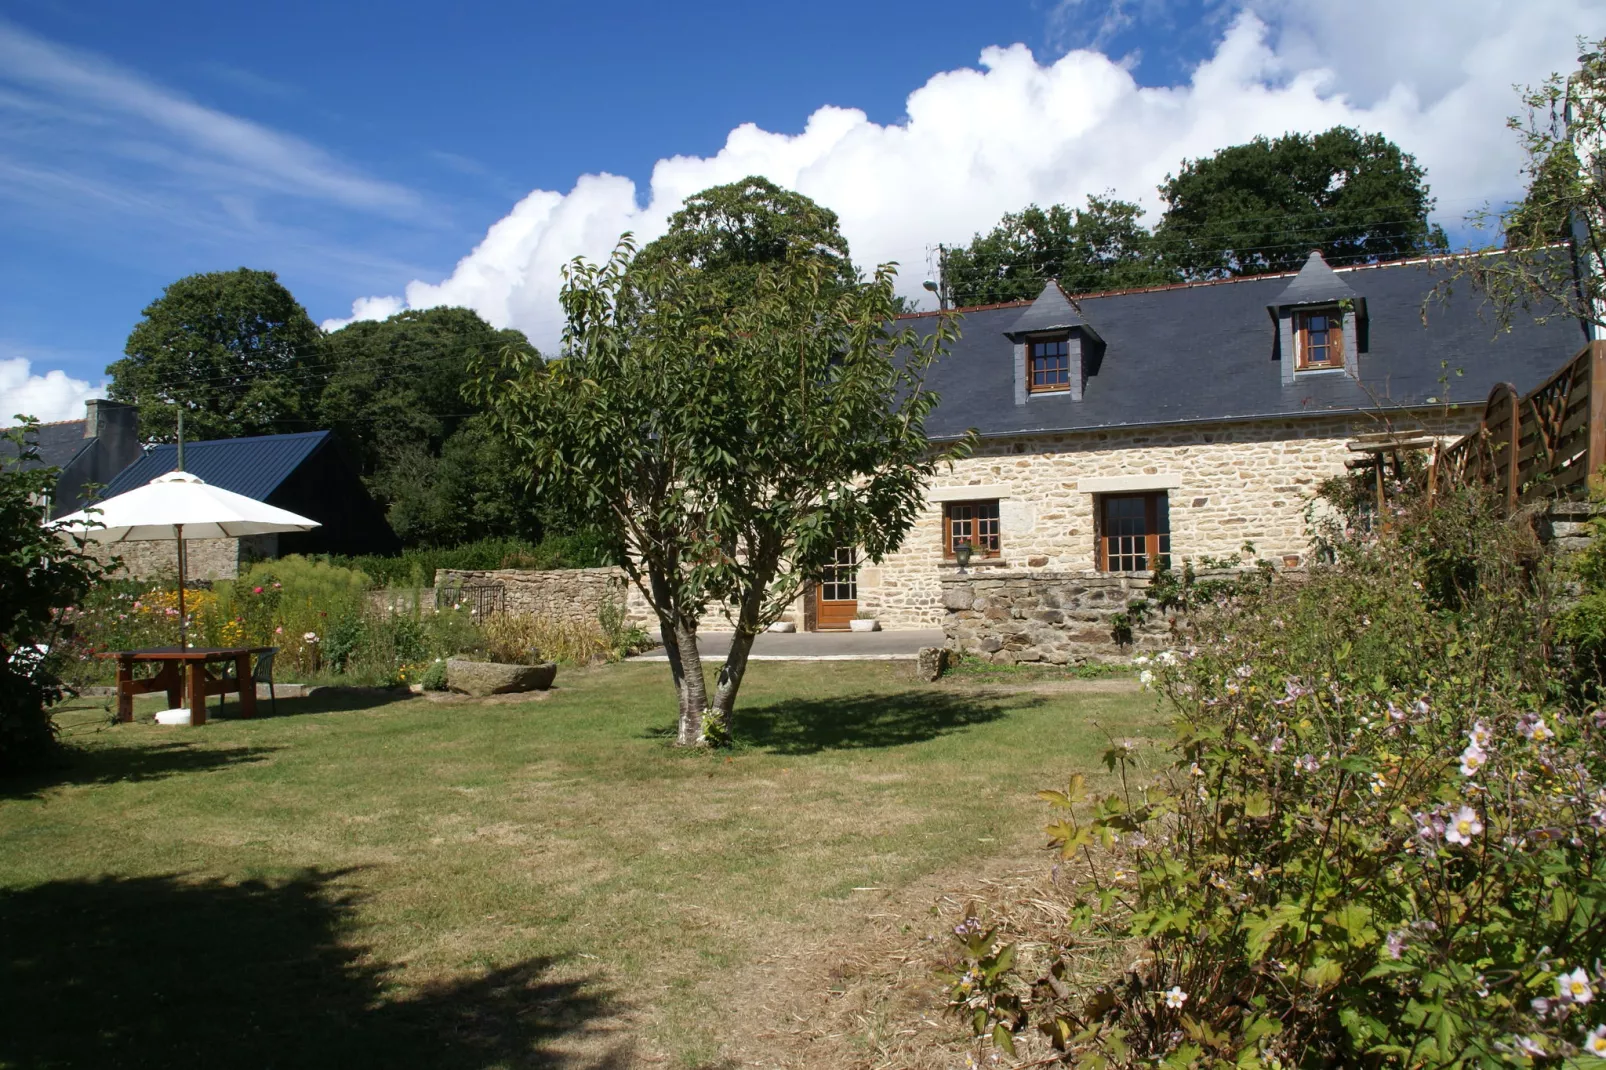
[631,174,857,298]
[956,487,1606,1067]
[942,195,1176,306]
[318,308,541,545]
[0,421,114,770]
[326,533,613,589]
[474,213,963,745]
[1459,40,1606,332]
[109,268,323,441]
[1154,126,1447,279]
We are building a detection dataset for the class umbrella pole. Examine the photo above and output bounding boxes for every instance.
[176,524,187,650]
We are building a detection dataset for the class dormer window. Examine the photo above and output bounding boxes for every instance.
[1029,338,1071,393]
[1295,309,1342,371]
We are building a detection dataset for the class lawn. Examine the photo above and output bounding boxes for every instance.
[0,661,1162,1069]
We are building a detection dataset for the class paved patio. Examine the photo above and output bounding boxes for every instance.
[631,628,946,661]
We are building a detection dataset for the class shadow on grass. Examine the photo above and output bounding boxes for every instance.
[1,740,279,801]
[211,686,417,720]
[650,690,1033,755]
[0,869,627,1069]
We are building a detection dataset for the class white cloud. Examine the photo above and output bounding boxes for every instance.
[0,357,105,424]
[329,0,1603,351]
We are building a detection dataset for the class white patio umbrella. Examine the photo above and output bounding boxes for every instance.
[56,470,320,647]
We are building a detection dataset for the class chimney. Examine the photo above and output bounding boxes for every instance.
[84,399,141,472]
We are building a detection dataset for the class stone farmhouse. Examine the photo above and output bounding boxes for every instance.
[816,250,1587,651]
[441,250,1588,662]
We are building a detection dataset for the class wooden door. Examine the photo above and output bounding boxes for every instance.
[813,547,858,630]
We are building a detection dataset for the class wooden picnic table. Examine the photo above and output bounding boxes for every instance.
[103,647,274,726]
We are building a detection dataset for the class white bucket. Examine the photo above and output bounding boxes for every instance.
[153,708,192,726]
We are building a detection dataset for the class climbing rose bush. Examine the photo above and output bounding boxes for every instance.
[952,489,1606,1067]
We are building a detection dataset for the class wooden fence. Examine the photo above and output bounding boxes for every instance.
[1435,341,1606,511]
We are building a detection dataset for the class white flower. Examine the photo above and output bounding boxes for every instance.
[1444,805,1483,846]
[1267,735,1286,753]
[1189,762,1205,778]
[1164,986,1188,1009]
[1468,721,1492,748]
[1235,665,1253,679]
[1295,754,1320,774]
[1558,966,1595,1005]
[1369,773,1387,796]
[1519,715,1554,743]
[303,631,320,644]
[1515,1035,1547,1057]
[1132,654,1151,666]
[1585,1024,1606,1056]
[1459,744,1488,777]
[1158,650,1178,666]
[1139,669,1155,690]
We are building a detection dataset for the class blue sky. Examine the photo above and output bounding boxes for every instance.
[0,0,1600,419]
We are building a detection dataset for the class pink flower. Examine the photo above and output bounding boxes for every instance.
[275,626,283,635]
[253,586,264,594]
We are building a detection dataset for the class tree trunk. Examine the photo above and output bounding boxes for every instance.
[645,566,711,747]
[671,618,709,746]
[709,568,770,735]
[710,628,756,732]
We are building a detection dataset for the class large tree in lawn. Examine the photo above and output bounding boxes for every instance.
[1153,127,1448,278]
[109,268,323,442]
[474,241,960,745]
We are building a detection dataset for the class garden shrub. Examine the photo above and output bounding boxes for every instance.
[327,531,614,588]
[952,487,1606,1067]
[1,421,114,770]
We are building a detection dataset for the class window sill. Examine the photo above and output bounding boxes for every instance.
[939,558,1011,569]
[1294,366,1347,376]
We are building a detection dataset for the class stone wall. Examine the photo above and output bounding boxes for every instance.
[435,567,809,635]
[941,571,1182,665]
[860,410,1475,629]
[437,567,652,629]
[102,534,278,581]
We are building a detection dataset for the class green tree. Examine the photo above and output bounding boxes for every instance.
[381,415,546,548]
[1459,41,1606,332]
[1,421,114,771]
[942,195,1174,306]
[109,268,323,441]
[318,306,535,542]
[473,240,963,746]
[632,175,857,296]
[1154,126,1447,278]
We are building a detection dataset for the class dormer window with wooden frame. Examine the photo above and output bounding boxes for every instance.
[1295,308,1343,371]
[1028,337,1071,393]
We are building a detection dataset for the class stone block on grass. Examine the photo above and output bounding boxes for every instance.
[447,659,557,697]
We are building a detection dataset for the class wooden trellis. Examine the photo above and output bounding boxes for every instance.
[1433,341,1606,512]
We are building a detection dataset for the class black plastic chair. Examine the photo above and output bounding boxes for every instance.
[219,647,279,716]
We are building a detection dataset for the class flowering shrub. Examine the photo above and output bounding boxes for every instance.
[956,488,1606,1067]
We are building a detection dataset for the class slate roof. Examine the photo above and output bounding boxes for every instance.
[1270,249,1361,308]
[0,419,91,470]
[102,431,331,500]
[911,254,1587,440]
[1006,282,1085,337]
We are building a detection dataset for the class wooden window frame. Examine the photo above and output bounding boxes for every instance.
[1097,492,1171,573]
[1294,308,1343,371]
[943,500,1002,559]
[1027,335,1072,394]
